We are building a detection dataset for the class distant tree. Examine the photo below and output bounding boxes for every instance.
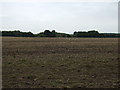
[51,30,56,37]
[44,30,52,37]
[77,31,88,37]
[0,31,1,36]
[73,31,77,37]
[52,30,55,33]
[88,30,99,37]
[66,34,72,37]
[22,32,34,37]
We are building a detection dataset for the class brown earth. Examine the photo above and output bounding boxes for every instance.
[2,37,119,88]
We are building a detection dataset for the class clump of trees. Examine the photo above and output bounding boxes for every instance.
[37,30,71,37]
[1,30,120,38]
[1,30,34,37]
[73,30,120,38]
[73,30,99,37]
[37,30,56,37]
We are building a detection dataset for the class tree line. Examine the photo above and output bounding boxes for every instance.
[1,30,120,38]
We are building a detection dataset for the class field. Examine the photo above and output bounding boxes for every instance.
[2,37,119,88]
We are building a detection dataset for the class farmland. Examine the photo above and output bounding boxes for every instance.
[2,37,119,88]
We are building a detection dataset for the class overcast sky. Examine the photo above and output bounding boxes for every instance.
[0,0,119,34]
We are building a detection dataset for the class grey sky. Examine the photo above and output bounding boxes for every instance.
[0,0,119,34]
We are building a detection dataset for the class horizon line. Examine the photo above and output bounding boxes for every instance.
[1,30,119,34]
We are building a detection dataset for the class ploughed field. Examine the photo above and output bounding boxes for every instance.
[2,37,119,88]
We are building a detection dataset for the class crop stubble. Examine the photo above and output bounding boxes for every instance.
[2,37,119,88]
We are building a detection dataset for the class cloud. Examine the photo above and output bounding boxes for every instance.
[0,0,119,3]
[0,1,118,33]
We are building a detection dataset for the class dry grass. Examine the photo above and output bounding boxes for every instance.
[2,37,119,88]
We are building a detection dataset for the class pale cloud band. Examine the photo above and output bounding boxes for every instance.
[0,0,118,34]
[0,0,119,3]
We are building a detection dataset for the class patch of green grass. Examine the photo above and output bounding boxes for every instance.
[26,74,35,79]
